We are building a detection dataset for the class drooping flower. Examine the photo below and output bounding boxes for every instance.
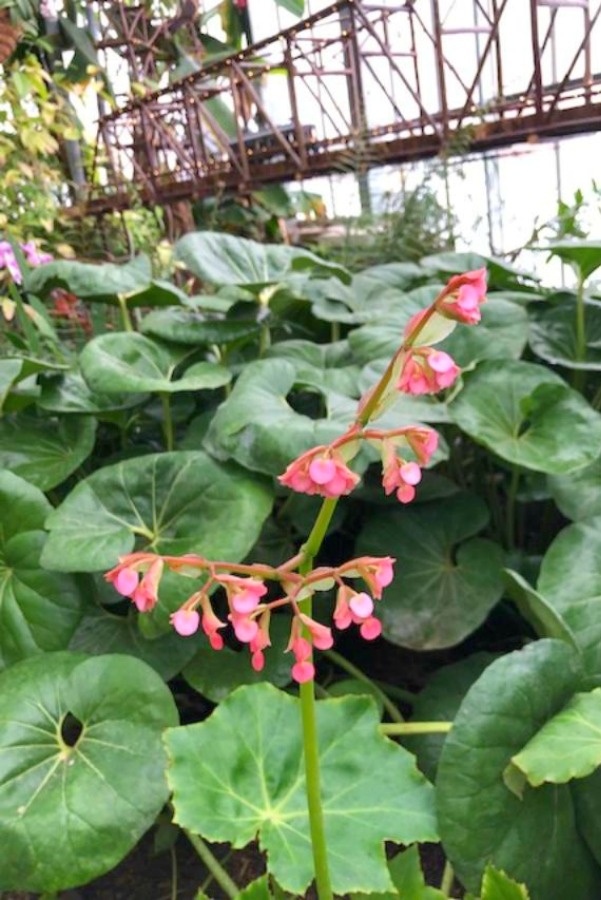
[200,597,226,650]
[20,241,52,267]
[382,442,422,504]
[0,242,22,284]
[344,556,396,599]
[298,613,334,650]
[333,585,382,641]
[287,619,316,683]
[218,574,268,614]
[406,427,439,466]
[398,348,460,395]
[249,610,272,672]
[229,611,259,644]
[113,566,139,598]
[437,268,487,325]
[171,608,200,636]
[132,559,163,612]
[279,446,359,499]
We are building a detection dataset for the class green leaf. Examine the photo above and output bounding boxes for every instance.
[437,640,601,899]
[537,518,601,680]
[25,255,151,302]
[0,652,178,892]
[39,370,147,414]
[420,252,538,290]
[141,307,261,346]
[403,653,497,781]
[165,683,438,895]
[544,241,601,281]
[529,299,601,369]
[506,688,601,793]
[0,359,23,412]
[0,412,96,490]
[69,606,196,681]
[41,451,273,573]
[205,358,356,476]
[480,865,530,899]
[0,472,84,671]
[548,456,601,520]
[183,615,292,702]
[450,361,601,473]
[357,494,504,650]
[442,298,529,367]
[175,231,350,290]
[502,569,577,646]
[238,875,271,900]
[352,846,446,899]
[266,339,360,396]
[275,0,304,16]
[80,333,231,395]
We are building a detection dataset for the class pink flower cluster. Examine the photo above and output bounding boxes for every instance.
[437,268,487,325]
[279,447,359,498]
[398,348,459,395]
[105,553,395,685]
[0,241,52,284]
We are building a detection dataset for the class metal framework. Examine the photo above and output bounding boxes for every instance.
[88,0,601,214]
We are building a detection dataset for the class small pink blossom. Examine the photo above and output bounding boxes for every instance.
[334,586,353,630]
[298,613,334,650]
[346,556,396,600]
[406,427,439,466]
[249,610,272,671]
[218,575,268,614]
[113,567,139,598]
[292,660,315,683]
[437,269,487,325]
[279,447,359,499]
[132,559,163,612]
[360,617,382,640]
[21,241,53,267]
[200,598,226,650]
[171,608,200,636]
[0,242,22,283]
[349,592,374,619]
[287,620,316,683]
[230,611,259,643]
[398,348,459,395]
[382,443,422,504]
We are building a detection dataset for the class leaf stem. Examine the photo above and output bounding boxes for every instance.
[324,649,405,723]
[117,294,134,332]
[441,859,455,896]
[574,274,586,391]
[161,392,174,452]
[184,831,239,899]
[380,721,453,736]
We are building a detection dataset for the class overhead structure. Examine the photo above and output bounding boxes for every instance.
[87,0,601,215]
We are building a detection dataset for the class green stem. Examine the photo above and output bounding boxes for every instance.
[170,844,178,900]
[505,467,520,550]
[380,721,453,736]
[324,649,404,723]
[259,322,271,356]
[441,860,455,896]
[184,831,238,899]
[331,321,341,342]
[117,294,134,332]
[373,679,416,705]
[574,274,586,392]
[161,392,174,452]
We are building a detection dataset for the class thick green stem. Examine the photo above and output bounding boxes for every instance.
[324,648,404,723]
[380,721,453,736]
[185,831,239,899]
[259,322,271,356]
[574,275,586,392]
[161,392,174,452]
[441,860,455,896]
[117,294,134,332]
[505,467,520,550]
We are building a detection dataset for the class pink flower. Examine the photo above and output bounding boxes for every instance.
[218,575,267,614]
[249,611,272,672]
[437,269,487,325]
[344,556,395,599]
[398,348,459,395]
[171,608,200,636]
[382,443,422,504]
[333,586,381,642]
[229,611,259,644]
[200,598,226,650]
[334,585,354,630]
[292,661,315,683]
[279,447,359,499]
[287,619,316,683]
[298,613,334,650]
[20,241,52,267]
[406,427,439,466]
[349,592,374,619]
[132,559,163,612]
[0,241,22,284]
[360,617,382,640]
[112,567,139,598]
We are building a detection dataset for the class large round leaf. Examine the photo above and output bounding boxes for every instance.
[25,255,187,307]
[357,493,504,650]
[41,451,273,573]
[0,412,96,490]
[205,358,357,476]
[39,370,147,414]
[0,472,84,670]
[165,682,438,895]
[183,614,292,702]
[266,339,360,396]
[537,518,601,681]
[80,333,231,395]
[141,307,261,346]
[437,640,601,899]
[69,606,196,681]
[548,456,601,521]
[529,300,601,370]
[450,361,601,473]
[420,252,538,290]
[175,231,349,289]
[0,652,178,892]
